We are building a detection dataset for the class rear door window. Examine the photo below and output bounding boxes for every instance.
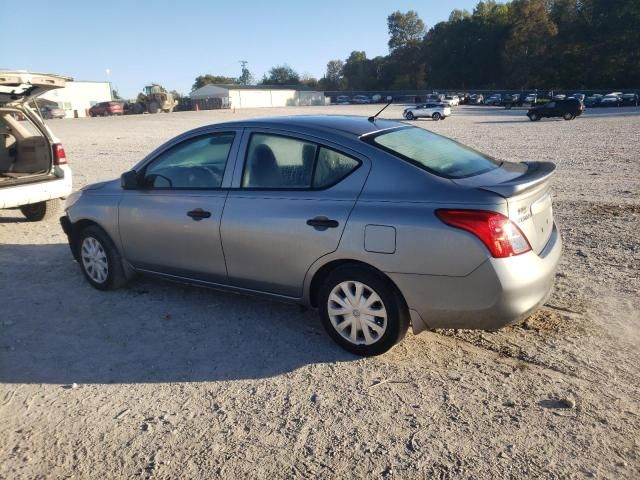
[364,127,500,179]
[242,133,360,189]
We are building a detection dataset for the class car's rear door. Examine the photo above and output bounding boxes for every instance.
[220,129,370,297]
[118,129,242,283]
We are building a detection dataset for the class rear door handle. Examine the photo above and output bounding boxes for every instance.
[306,216,339,230]
[187,208,211,221]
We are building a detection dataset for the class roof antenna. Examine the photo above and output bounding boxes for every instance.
[368,96,393,122]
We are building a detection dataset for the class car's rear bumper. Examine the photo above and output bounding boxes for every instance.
[390,223,562,332]
[0,165,72,209]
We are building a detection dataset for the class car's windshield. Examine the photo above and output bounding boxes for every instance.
[364,127,500,179]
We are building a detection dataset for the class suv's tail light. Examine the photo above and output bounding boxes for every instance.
[436,209,531,258]
[53,143,67,165]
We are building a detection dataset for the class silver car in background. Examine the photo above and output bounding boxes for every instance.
[61,116,561,356]
[403,103,451,121]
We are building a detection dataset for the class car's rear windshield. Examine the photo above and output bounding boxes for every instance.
[364,127,500,179]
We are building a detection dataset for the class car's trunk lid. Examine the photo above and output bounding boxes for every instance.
[453,161,556,254]
[0,71,71,106]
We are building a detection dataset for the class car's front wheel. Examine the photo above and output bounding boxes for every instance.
[528,113,540,121]
[318,265,409,356]
[77,225,128,290]
[432,112,442,121]
[405,112,414,120]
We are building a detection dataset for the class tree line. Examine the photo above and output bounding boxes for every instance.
[193,0,639,92]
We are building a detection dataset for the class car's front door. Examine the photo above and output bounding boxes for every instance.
[221,130,370,297]
[118,130,241,283]
[543,101,556,117]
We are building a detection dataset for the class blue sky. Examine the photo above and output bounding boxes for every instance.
[3,0,479,98]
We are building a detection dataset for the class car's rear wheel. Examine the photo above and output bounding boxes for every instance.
[20,199,61,222]
[77,225,128,290]
[563,112,575,120]
[432,112,441,121]
[318,265,409,356]
[405,112,414,120]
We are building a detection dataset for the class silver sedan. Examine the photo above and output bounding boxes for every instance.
[61,116,562,356]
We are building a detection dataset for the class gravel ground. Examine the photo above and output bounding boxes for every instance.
[1,105,639,479]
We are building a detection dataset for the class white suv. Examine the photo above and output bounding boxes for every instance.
[0,71,72,221]
[403,103,451,121]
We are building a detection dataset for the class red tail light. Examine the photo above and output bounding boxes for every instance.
[436,209,531,258]
[53,143,67,165]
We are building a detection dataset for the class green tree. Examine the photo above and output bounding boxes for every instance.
[239,66,254,86]
[321,60,345,90]
[192,75,238,90]
[387,10,426,51]
[261,64,300,85]
[502,0,558,88]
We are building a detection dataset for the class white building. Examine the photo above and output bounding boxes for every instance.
[40,80,112,118]
[190,85,327,110]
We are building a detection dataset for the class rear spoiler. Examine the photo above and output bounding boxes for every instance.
[479,161,556,197]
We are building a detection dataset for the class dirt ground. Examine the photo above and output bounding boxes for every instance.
[1,105,638,479]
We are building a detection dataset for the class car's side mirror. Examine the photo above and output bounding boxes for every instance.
[121,170,139,189]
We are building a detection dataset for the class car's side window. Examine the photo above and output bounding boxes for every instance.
[144,132,235,189]
[313,147,360,188]
[242,134,317,188]
[242,133,360,190]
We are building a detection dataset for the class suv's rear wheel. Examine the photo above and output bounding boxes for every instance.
[20,199,61,222]
[318,265,409,356]
[432,112,442,121]
[563,112,575,120]
[77,225,128,290]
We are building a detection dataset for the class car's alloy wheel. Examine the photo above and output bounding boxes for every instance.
[563,112,574,120]
[529,113,540,121]
[318,265,409,356]
[432,112,441,120]
[406,112,414,120]
[81,237,109,284]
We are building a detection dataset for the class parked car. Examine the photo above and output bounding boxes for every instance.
[89,101,124,117]
[527,98,584,121]
[600,93,622,107]
[552,94,567,101]
[570,93,585,102]
[0,71,73,221]
[351,95,371,104]
[371,94,383,103]
[403,103,451,121]
[584,94,603,107]
[442,95,460,107]
[39,104,66,119]
[484,94,505,106]
[524,93,538,104]
[335,95,350,105]
[621,93,639,106]
[469,94,484,104]
[61,115,561,356]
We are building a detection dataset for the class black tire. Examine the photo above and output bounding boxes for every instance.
[563,112,574,121]
[318,265,409,356]
[405,112,414,120]
[432,112,441,121]
[528,113,540,121]
[20,199,61,222]
[76,225,128,290]
[148,102,160,114]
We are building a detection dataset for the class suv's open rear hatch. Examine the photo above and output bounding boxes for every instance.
[0,71,72,106]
